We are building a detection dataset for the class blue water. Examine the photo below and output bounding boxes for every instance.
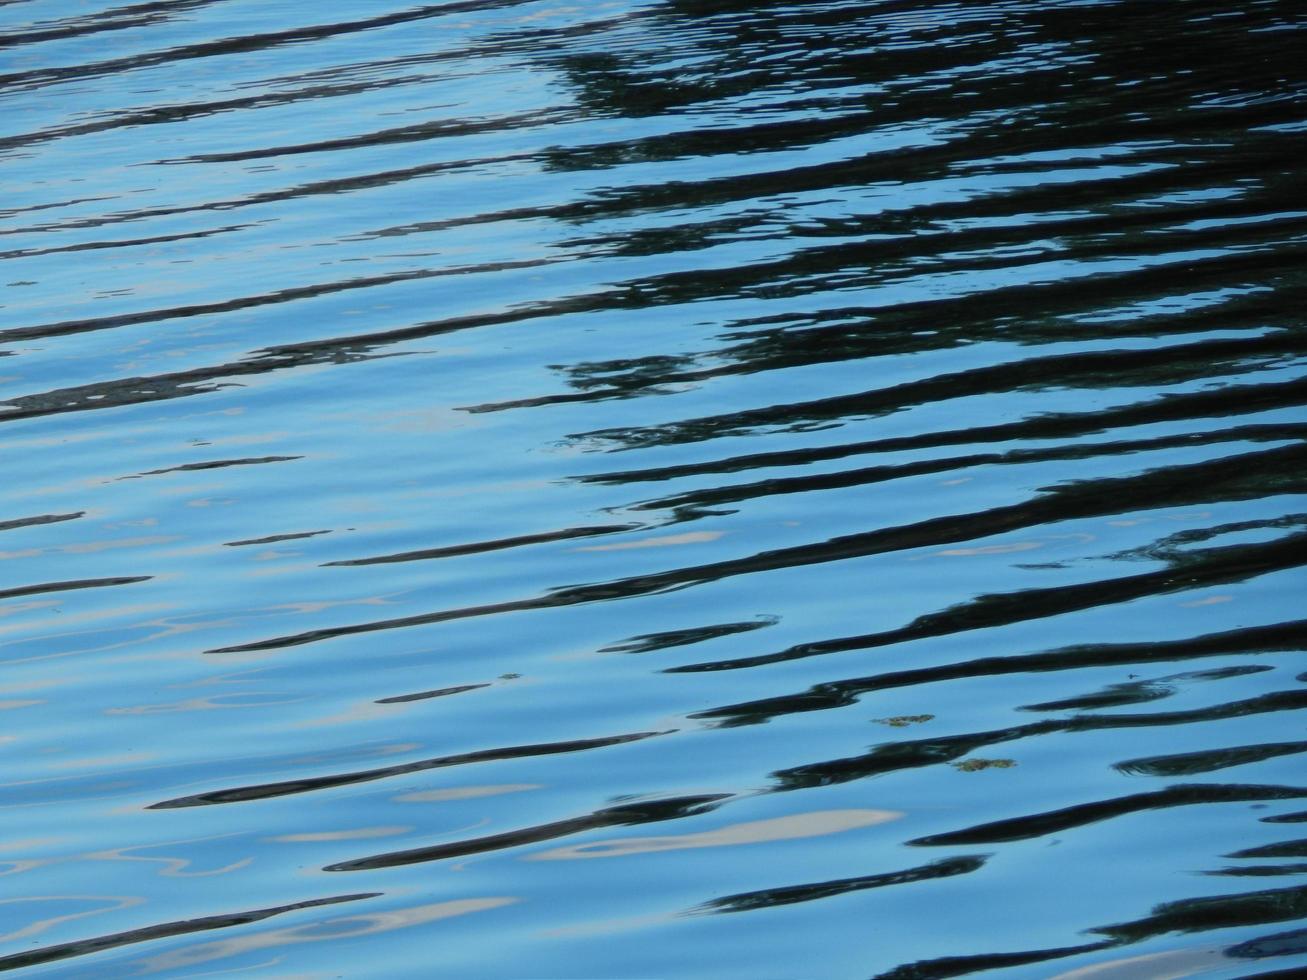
[2,1,1305,976]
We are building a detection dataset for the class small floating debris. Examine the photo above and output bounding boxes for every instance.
[952,758,1017,772]
[874,715,935,727]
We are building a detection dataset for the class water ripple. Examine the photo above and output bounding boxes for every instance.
[2,0,1304,975]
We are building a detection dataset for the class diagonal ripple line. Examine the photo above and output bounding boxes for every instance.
[0,512,83,533]
[681,525,1307,685]
[146,731,669,809]
[687,619,1307,727]
[908,784,1307,848]
[325,793,731,872]
[697,855,990,916]
[0,576,152,602]
[0,0,529,91]
[769,691,1307,791]
[209,473,1307,657]
[0,893,380,973]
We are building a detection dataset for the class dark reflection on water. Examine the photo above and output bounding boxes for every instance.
[1,0,1304,976]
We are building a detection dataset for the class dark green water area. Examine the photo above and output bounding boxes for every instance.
[1,1,1305,976]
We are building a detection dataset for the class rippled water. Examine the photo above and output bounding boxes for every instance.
[2,1,1306,976]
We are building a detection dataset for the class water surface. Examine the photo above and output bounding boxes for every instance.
[2,1,1306,976]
